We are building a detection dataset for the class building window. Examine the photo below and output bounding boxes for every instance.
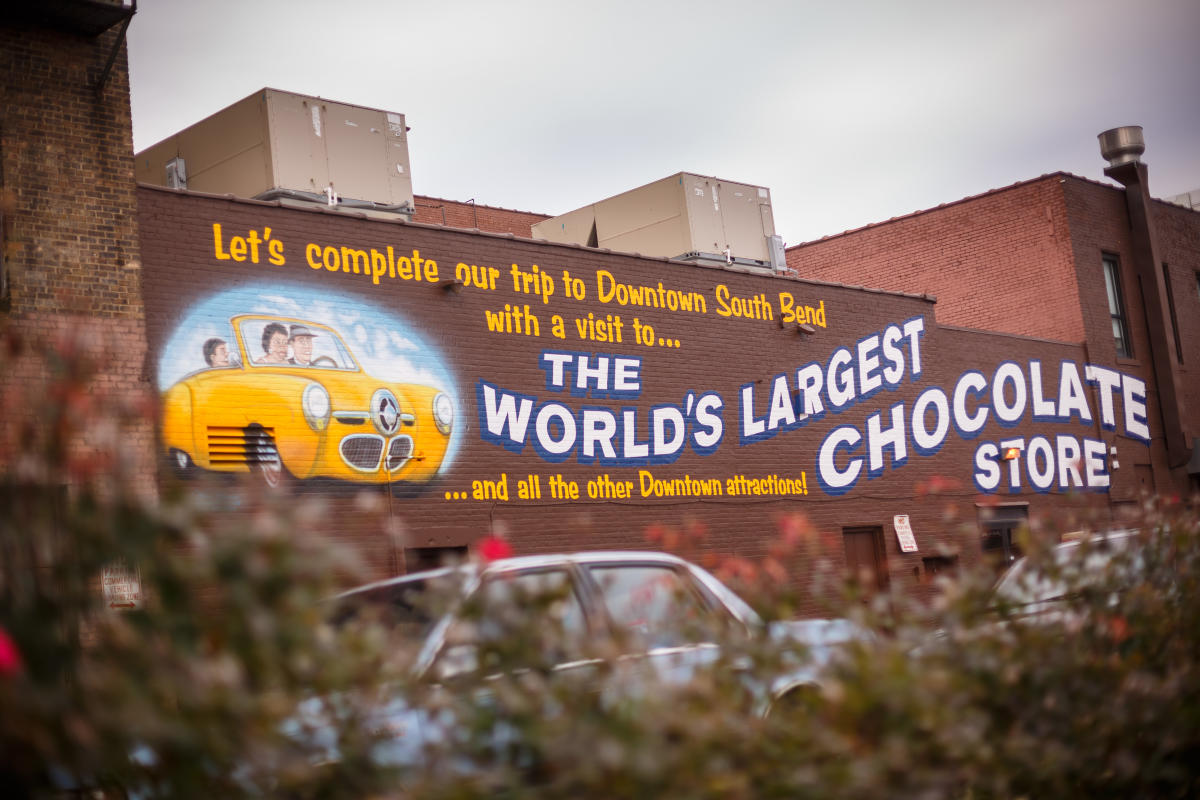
[405,546,467,572]
[1163,264,1182,363]
[979,505,1028,572]
[1102,255,1132,358]
[921,555,959,583]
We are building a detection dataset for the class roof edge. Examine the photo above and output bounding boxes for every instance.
[786,172,1119,250]
[413,194,550,219]
[938,322,1081,348]
[136,183,937,304]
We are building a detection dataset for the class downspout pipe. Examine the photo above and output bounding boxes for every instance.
[1099,128,1191,470]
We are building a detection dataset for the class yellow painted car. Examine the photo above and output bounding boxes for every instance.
[161,315,453,488]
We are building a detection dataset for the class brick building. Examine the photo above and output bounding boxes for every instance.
[4,6,1197,612]
[412,194,547,238]
[1,2,156,489]
[787,163,1200,502]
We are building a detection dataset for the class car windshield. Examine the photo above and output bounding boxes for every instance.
[992,534,1140,607]
[238,319,358,370]
[330,576,443,645]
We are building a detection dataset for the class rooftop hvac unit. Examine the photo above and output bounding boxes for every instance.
[135,89,415,219]
[532,173,779,269]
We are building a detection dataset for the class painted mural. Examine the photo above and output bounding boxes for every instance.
[157,284,461,490]
[146,206,1153,515]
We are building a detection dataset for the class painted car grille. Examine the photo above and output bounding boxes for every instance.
[340,434,385,471]
[386,435,414,472]
[206,425,278,466]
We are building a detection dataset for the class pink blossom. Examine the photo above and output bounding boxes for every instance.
[0,628,23,676]
[476,535,514,563]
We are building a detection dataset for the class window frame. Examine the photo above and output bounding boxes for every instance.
[582,561,732,650]
[433,566,593,680]
[1102,254,1133,359]
[1163,263,1183,364]
[979,504,1029,570]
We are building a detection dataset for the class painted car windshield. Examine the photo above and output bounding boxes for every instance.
[238,319,357,370]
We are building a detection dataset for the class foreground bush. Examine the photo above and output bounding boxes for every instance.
[397,512,1198,799]
[0,327,409,798]
[1,326,1198,798]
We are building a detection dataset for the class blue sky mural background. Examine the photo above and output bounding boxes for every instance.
[157,283,464,470]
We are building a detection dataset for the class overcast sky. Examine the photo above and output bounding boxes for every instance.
[128,0,1200,245]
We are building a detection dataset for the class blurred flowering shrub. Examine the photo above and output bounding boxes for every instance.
[0,326,409,797]
[1,324,1199,798]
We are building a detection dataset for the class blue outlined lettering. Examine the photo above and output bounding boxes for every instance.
[538,350,642,399]
[912,386,950,456]
[866,402,909,477]
[992,362,1027,427]
[817,426,863,496]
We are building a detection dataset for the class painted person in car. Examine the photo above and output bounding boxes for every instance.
[203,337,230,368]
[288,324,316,366]
[258,323,290,364]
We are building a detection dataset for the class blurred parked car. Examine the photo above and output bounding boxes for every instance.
[318,551,871,767]
[989,529,1141,622]
[913,530,1145,659]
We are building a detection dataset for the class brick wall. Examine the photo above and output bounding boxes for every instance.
[138,188,1158,610]
[786,176,1084,343]
[1061,178,1200,495]
[1151,200,1200,464]
[786,172,1200,496]
[1,21,153,485]
[412,195,549,238]
[1,24,142,317]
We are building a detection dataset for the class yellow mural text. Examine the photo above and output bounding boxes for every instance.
[509,263,555,304]
[548,474,579,499]
[441,470,808,503]
[573,313,624,343]
[714,284,773,320]
[455,262,502,290]
[595,270,708,314]
[777,293,828,327]
[485,308,680,348]
[212,224,285,266]
[484,304,541,336]
[206,219,835,350]
[305,244,438,285]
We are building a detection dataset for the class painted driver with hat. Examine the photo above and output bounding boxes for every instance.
[288,324,317,366]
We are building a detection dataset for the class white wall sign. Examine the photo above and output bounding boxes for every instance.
[102,561,142,611]
[893,515,918,553]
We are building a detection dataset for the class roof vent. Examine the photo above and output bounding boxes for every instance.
[165,157,187,190]
[1098,126,1145,168]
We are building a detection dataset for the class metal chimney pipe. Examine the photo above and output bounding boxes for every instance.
[1098,126,1145,167]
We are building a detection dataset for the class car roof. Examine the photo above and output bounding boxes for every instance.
[1053,529,1138,551]
[335,550,691,599]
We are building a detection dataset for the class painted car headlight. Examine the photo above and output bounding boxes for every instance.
[371,389,402,435]
[302,383,332,431]
[433,392,454,435]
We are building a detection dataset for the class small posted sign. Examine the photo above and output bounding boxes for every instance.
[893,515,919,553]
[102,561,142,611]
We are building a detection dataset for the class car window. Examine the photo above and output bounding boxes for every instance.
[237,319,358,369]
[587,564,722,650]
[331,578,438,639]
[436,569,588,680]
[993,536,1141,607]
[328,575,460,672]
